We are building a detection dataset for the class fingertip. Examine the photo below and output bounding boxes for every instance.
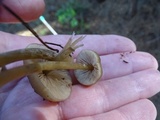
[107,35,137,52]
[145,99,157,119]
[147,52,159,70]
[0,0,45,22]
[131,52,159,71]
[117,99,157,120]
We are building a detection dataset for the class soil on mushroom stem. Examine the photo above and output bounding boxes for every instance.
[0,0,160,119]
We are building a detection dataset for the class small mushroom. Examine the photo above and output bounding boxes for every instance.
[23,61,72,102]
[23,37,86,102]
[27,68,72,102]
[0,35,102,101]
[24,43,72,102]
[74,50,102,85]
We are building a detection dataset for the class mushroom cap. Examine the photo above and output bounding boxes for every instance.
[74,50,102,86]
[26,43,57,54]
[24,43,72,102]
[28,69,72,102]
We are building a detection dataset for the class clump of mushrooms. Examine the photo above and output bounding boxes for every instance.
[0,2,102,102]
[0,36,102,102]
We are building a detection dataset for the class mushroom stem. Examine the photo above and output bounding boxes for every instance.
[0,48,56,67]
[0,61,93,87]
[0,63,41,87]
[54,48,74,61]
[40,61,93,70]
[54,36,85,61]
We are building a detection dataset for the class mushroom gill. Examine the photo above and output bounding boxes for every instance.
[74,50,102,85]
[27,69,72,102]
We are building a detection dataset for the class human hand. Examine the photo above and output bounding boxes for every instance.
[1,0,160,120]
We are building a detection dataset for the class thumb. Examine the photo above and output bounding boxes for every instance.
[0,0,45,22]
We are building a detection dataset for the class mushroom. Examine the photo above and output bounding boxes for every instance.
[27,68,72,102]
[0,2,103,102]
[0,35,102,102]
[74,50,102,85]
[22,36,89,102]
[24,43,73,102]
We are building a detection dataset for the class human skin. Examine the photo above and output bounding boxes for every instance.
[0,0,160,120]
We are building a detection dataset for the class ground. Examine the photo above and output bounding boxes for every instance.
[0,0,160,119]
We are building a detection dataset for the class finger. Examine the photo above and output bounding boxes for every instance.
[1,32,136,55]
[0,0,45,22]
[70,99,156,120]
[42,35,137,56]
[100,51,158,80]
[60,69,160,119]
[72,51,158,85]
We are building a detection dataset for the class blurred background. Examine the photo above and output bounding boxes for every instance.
[0,0,160,119]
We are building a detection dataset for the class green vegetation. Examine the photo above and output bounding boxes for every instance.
[55,0,90,28]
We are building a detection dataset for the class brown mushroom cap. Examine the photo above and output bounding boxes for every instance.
[28,69,72,102]
[26,43,57,54]
[74,50,102,86]
[24,43,72,102]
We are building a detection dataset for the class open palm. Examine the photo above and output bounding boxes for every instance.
[0,0,160,119]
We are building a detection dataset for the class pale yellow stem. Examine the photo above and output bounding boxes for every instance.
[0,61,93,87]
[0,48,55,67]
